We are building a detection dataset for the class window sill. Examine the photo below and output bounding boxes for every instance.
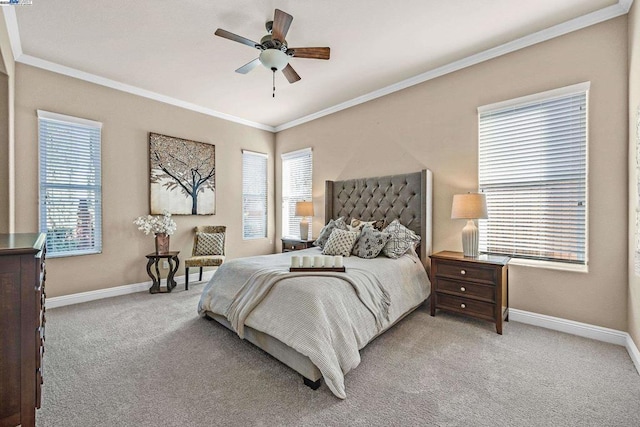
[507,257,588,273]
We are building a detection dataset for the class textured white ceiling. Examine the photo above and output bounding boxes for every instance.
[13,0,618,128]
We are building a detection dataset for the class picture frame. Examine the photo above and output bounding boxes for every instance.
[149,132,216,215]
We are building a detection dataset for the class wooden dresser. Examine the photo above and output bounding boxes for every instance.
[430,251,510,334]
[0,233,46,427]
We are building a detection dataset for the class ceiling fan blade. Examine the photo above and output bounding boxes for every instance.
[215,29,260,49]
[282,64,301,84]
[235,58,261,74]
[289,47,330,60]
[272,9,293,42]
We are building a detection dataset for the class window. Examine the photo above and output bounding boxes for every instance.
[242,150,268,239]
[38,110,102,257]
[478,82,588,266]
[281,148,312,238]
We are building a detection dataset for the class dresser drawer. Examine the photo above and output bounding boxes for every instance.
[436,261,496,284]
[436,293,495,319]
[436,277,495,302]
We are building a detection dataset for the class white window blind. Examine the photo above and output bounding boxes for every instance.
[478,83,588,265]
[38,110,102,257]
[281,148,312,238]
[242,150,268,239]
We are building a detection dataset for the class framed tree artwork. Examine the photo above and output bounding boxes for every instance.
[149,132,215,215]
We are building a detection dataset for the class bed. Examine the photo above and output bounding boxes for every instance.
[197,169,433,398]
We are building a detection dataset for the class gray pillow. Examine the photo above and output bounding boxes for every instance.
[322,228,359,257]
[382,219,421,259]
[313,217,347,249]
[352,226,391,259]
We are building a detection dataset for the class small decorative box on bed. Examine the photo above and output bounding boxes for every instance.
[197,169,433,399]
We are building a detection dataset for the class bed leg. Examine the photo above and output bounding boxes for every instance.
[303,377,322,390]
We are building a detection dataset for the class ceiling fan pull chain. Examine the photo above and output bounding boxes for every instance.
[272,68,276,98]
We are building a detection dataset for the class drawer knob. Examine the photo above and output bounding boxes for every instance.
[460,286,466,292]
[460,303,466,309]
[460,269,466,275]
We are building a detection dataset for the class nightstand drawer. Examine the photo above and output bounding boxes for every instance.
[283,242,307,251]
[436,277,495,302]
[437,293,494,319]
[436,261,496,284]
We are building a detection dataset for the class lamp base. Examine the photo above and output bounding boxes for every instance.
[461,219,479,257]
[299,219,309,240]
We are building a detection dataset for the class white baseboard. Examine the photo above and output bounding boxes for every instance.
[626,334,640,375]
[510,308,639,376]
[47,270,215,309]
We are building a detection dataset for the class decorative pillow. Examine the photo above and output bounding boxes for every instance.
[352,226,391,259]
[382,219,421,259]
[195,232,224,256]
[348,218,385,232]
[322,229,360,257]
[313,217,347,249]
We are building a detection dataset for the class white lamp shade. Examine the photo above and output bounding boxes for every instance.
[295,201,314,217]
[259,49,290,71]
[451,193,488,219]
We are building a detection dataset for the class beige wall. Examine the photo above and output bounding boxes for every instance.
[0,14,15,233]
[276,17,629,330]
[628,2,640,345]
[15,64,276,297]
[0,72,8,233]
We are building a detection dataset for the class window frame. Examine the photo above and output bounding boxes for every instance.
[281,147,313,239]
[38,110,103,258]
[477,82,590,272]
[242,149,268,240]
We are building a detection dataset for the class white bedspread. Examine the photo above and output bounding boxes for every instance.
[197,247,430,399]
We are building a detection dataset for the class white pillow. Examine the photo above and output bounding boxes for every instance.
[382,219,421,259]
[322,229,360,257]
[347,218,385,232]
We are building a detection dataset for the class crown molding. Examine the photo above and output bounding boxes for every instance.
[1,6,22,60]
[620,0,634,13]
[17,55,275,132]
[3,1,633,133]
[274,0,632,132]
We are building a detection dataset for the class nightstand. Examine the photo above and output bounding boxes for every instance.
[430,251,510,334]
[281,237,315,252]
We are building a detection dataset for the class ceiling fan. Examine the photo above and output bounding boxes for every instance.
[214,9,330,95]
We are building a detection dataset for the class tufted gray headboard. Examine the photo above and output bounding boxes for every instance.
[325,169,433,270]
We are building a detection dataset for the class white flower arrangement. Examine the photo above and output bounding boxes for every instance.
[133,210,177,235]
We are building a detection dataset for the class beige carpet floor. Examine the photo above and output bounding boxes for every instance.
[37,281,640,426]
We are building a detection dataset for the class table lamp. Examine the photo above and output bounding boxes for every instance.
[451,193,488,257]
[295,201,314,239]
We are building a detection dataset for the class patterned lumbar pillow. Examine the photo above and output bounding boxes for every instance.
[195,232,224,256]
[382,219,421,259]
[313,217,347,249]
[348,218,385,232]
[352,225,391,259]
[322,229,360,257]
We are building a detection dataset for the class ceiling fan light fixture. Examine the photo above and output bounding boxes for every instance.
[259,49,290,71]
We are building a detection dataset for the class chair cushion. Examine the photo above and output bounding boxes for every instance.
[185,255,225,268]
[195,232,224,256]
